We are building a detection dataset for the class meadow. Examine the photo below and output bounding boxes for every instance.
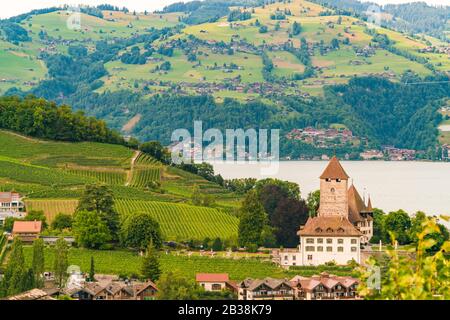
[22,246,356,280]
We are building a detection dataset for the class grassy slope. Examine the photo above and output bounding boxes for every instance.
[1,0,446,96]
[0,130,241,239]
[22,246,356,280]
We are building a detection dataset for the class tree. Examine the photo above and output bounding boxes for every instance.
[0,238,27,297]
[306,190,320,217]
[32,238,45,288]
[73,210,111,249]
[272,197,309,247]
[292,21,302,35]
[255,178,300,200]
[358,217,450,299]
[157,271,201,300]
[77,184,119,239]
[120,212,163,250]
[238,191,268,248]
[212,238,223,251]
[24,210,48,229]
[89,256,96,282]
[384,210,411,244]
[139,141,170,163]
[51,213,73,230]
[141,243,161,282]
[370,208,386,244]
[54,238,69,289]
[331,38,340,49]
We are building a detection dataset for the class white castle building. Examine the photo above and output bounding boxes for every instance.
[275,157,373,267]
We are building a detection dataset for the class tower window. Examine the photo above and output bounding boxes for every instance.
[331,188,335,193]
[336,179,341,182]
[325,178,331,182]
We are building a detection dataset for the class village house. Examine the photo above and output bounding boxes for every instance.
[196,273,236,292]
[275,157,373,267]
[360,149,384,160]
[0,192,25,225]
[290,273,360,300]
[67,280,158,300]
[238,278,294,300]
[12,220,42,243]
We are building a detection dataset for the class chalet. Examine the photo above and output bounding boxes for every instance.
[290,273,359,300]
[4,288,56,301]
[67,280,158,300]
[238,278,294,300]
[195,273,236,292]
[12,220,42,243]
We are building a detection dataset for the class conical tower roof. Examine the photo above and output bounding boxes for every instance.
[319,156,349,180]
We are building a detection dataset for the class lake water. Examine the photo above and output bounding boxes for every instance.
[213,161,450,216]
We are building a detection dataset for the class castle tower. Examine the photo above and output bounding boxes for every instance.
[318,156,349,218]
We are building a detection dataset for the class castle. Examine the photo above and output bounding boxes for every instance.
[276,156,373,266]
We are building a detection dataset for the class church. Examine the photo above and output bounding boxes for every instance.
[276,156,373,267]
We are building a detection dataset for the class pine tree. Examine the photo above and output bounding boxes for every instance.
[53,238,69,289]
[89,256,95,282]
[32,238,45,288]
[2,238,26,296]
[141,243,161,282]
[238,190,268,248]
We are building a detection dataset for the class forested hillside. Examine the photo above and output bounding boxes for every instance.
[0,0,449,159]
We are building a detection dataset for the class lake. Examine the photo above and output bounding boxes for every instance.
[213,161,450,216]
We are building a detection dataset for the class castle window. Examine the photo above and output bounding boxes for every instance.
[307,255,313,261]
[351,247,357,252]
[351,239,357,244]
[337,228,344,233]
[315,227,323,233]
[331,188,335,193]
[336,179,341,182]
[338,239,344,244]
[317,246,323,252]
[306,246,315,252]
[326,246,332,252]
[338,247,344,252]
[326,228,333,233]
[306,238,314,244]
[292,255,296,260]
[326,238,333,244]
[326,178,331,182]
[317,238,323,244]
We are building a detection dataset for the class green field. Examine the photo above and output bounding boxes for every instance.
[22,246,356,280]
[67,168,127,185]
[115,199,239,241]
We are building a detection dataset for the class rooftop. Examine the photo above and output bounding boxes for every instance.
[12,220,42,234]
[319,156,350,180]
[298,216,362,237]
[196,273,229,282]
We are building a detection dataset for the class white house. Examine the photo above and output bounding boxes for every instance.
[0,192,25,225]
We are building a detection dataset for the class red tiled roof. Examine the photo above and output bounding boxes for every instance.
[196,273,229,282]
[320,156,349,180]
[12,221,42,234]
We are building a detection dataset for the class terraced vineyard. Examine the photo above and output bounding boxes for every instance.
[130,167,161,187]
[115,199,239,241]
[67,169,127,185]
[24,199,79,222]
[129,152,163,187]
[0,157,93,186]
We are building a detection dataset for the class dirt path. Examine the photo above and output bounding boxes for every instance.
[126,150,141,186]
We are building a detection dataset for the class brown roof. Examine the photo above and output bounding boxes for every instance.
[298,216,362,237]
[319,156,349,180]
[291,273,359,292]
[5,289,55,300]
[366,196,373,211]
[245,278,293,291]
[196,273,229,282]
[12,220,42,234]
[134,280,158,295]
[348,185,373,222]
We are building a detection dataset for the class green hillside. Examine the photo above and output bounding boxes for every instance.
[0,130,241,241]
[0,0,448,159]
